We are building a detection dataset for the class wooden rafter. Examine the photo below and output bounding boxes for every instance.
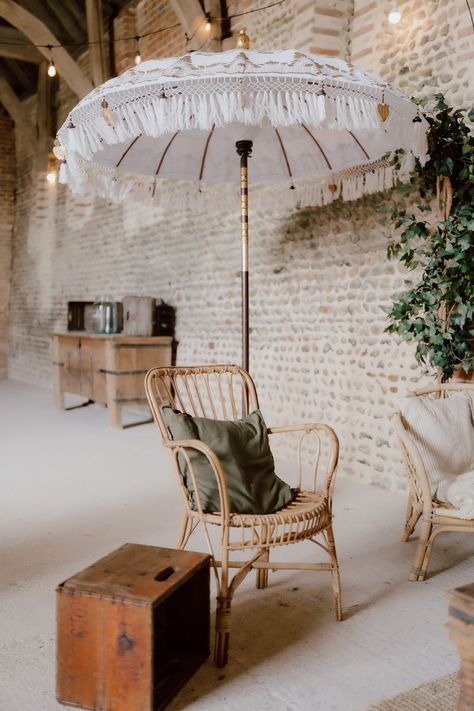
[0,0,93,97]
[43,0,85,45]
[0,26,42,62]
[3,55,32,88]
[64,0,87,30]
[85,0,108,87]
[19,0,74,46]
[0,73,35,146]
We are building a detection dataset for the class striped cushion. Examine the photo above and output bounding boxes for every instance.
[399,392,474,497]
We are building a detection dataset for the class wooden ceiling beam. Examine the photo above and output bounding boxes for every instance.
[0,0,93,97]
[43,0,85,46]
[85,0,108,87]
[0,26,42,62]
[18,0,70,46]
[2,55,33,90]
[0,73,35,146]
[63,0,87,31]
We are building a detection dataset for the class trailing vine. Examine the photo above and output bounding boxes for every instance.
[386,94,474,381]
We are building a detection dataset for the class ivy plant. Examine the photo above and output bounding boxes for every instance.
[386,94,474,381]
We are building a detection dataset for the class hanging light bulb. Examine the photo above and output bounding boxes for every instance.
[134,36,141,65]
[388,1,401,24]
[46,45,57,77]
[204,13,212,32]
[46,151,58,184]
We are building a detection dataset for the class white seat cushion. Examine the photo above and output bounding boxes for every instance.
[433,506,474,519]
[399,392,474,498]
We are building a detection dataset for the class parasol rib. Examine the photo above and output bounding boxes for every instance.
[300,124,332,170]
[198,125,216,182]
[274,128,294,183]
[347,130,370,160]
[154,131,180,176]
[115,134,142,168]
[152,131,180,198]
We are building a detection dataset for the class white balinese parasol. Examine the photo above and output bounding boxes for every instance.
[57,44,428,371]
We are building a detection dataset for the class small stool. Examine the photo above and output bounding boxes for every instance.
[56,543,210,711]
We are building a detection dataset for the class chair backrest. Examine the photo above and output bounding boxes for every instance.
[394,382,474,507]
[409,382,474,399]
[145,364,260,442]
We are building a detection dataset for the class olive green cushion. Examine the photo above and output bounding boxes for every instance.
[161,407,293,514]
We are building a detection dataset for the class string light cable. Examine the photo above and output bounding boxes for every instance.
[0,0,289,52]
[211,0,287,21]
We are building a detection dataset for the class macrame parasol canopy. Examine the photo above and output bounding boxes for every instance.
[57,48,429,370]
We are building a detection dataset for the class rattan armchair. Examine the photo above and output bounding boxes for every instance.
[145,364,343,666]
[394,382,474,581]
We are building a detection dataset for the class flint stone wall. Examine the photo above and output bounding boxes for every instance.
[5,0,474,489]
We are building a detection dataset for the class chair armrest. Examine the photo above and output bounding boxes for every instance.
[164,438,230,519]
[268,423,339,503]
[392,412,433,512]
[267,423,323,435]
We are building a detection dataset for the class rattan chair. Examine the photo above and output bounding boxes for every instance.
[394,382,474,581]
[145,364,342,666]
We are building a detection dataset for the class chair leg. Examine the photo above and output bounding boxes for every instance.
[256,549,269,589]
[409,520,432,581]
[401,508,422,543]
[176,512,192,549]
[214,595,232,667]
[326,524,343,621]
[419,537,435,581]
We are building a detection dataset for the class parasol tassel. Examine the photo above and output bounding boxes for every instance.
[317,91,327,124]
[101,99,115,126]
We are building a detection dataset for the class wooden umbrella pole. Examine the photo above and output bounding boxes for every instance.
[236,140,253,373]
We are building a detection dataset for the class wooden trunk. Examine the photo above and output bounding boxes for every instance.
[57,544,210,711]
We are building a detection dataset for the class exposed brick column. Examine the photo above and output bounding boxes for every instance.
[113,6,137,74]
[113,1,186,74]
[446,583,474,711]
[0,108,15,378]
[227,0,354,58]
[136,0,186,59]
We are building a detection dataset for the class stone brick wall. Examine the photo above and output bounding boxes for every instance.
[0,108,15,378]
[225,0,353,56]
[4,0,474,490]
[351,0,474,108]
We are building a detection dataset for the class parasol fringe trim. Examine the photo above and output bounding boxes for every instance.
[60,85,422,162]
[60,151,415,212]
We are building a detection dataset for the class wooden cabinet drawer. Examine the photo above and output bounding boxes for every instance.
[114,343,172,372]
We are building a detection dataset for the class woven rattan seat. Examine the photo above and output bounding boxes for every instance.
[394,382,474,581]
[145,364,343,666]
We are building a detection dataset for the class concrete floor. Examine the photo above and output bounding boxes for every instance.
[0,378,472,711]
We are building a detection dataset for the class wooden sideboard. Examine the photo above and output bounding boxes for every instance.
[50,332,173,428]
